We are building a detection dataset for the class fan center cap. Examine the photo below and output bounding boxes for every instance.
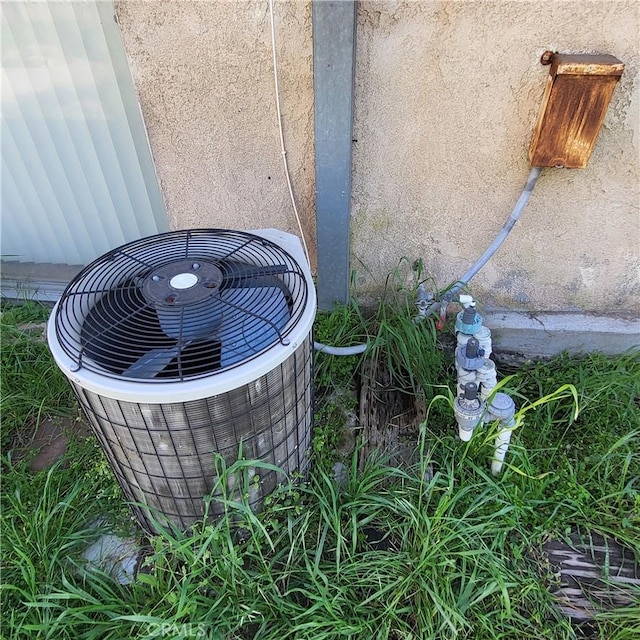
[170,273,198,289]
[143,259,224,306]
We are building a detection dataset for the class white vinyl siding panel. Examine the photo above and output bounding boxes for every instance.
[1,0,167,265]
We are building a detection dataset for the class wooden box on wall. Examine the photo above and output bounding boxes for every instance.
[529,54,624,169]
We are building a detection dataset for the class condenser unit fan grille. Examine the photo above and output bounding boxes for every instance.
[53,229,308,382]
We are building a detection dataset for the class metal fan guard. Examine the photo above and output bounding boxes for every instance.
[53,229,308,383]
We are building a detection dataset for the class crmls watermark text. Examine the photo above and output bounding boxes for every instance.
[145,622,217,638]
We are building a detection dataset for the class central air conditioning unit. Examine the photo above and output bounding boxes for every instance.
[47,228,315,533]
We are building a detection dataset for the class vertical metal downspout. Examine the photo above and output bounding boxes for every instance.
[312,0,357,309]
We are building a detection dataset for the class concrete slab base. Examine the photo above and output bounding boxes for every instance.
[1,262,83,303]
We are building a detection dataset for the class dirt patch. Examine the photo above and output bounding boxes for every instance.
[20,416,92,472]
[16,321,47,338]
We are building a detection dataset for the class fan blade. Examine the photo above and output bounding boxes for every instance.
[156,299,224,341]
[218,287,290,367]
[81,280,176,376]
[122,345,184,379]
[219,261,288,289]
[122,264,292,376]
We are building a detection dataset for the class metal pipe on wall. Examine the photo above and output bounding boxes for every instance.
[312,0,357,310]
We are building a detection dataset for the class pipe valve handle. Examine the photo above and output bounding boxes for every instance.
[463,382,479,401]
[461,306,477,325]
[465,337,480,358]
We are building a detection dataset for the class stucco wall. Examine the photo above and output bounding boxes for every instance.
[352,0,639,314]
[117,0,639,315]
[115,0,316,259]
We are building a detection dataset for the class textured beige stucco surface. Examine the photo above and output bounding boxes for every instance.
[352,0,639,314]
[117,0,639,315]
[115,0,316,260]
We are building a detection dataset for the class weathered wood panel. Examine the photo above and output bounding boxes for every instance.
[358,358,426,470]
[543,530,639,621]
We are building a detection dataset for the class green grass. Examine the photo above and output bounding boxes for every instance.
[313,300,369,391]
[505,352,640,550]
[1,301,75,451]
[1,299,639,639]
[314,265,446,397]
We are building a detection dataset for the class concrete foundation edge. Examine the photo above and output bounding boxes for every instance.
[484,310,639,358]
